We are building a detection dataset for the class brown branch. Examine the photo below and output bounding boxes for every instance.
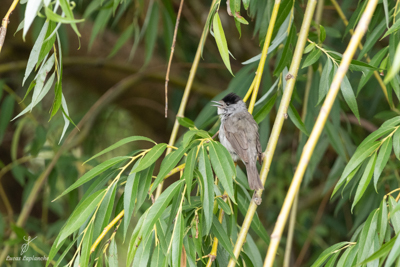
[0,0,19,53]
[165,0,185,117]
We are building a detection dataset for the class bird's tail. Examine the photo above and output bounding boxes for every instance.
[246,161,263,190]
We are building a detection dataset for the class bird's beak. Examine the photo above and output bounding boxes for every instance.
[211,100,224,108]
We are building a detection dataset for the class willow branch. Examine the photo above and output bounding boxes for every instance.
[330,0,396,111]
[0,0,19,53]
[165,0,185,117]
[155,0,217,199]
[247,1,281,114]
[263,0,378,265]
[227,0,318,266]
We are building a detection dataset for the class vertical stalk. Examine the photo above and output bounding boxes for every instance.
[263,0,379,265]
[227,1,318,266]
[155,0,217,199]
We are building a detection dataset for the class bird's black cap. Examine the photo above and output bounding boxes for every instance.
[222,93,242,105]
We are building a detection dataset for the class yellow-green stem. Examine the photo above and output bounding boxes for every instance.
[0,0,20,53]
[155,0,217,199]
[263,0,378,265]
[227,0,318,266]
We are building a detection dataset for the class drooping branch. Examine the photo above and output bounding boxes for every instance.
[263,0,379,265]
[227,0,318,266]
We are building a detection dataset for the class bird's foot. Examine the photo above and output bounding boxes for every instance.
[252,192,262,205]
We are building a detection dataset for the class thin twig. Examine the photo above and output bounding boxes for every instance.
[263,0,379,265]
[228,0,317,266]
[91,210,125,253]
[0,0,19,53]
[155,0,218,200]
[165,0,185,118]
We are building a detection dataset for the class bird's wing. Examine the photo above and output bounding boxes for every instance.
[223,111,258,164]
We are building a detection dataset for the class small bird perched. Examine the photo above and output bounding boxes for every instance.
[212,93,264,191]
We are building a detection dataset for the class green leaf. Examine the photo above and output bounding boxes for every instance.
[302,48,322,68]
[336,245,354,267]
[385,234,400,267]
[85,136,155,164]
[340,75,360,122]
[59,0,81,37]
[243,0,250,10]
[36,21,56,69]
[133,143,167,173]
[53,156,130,201]
[378,198,388,245]
[183,149,197,200]
[0,96,15,144]
[208,142,235,202]
[339,141,380,187]
[360,235,397,265]
[212,216,236,260]
[389,196,400,234]
[132,232,153,267]
[126,209,147,266]
[198,146,214,234]
[357,20,386,60]
[325,120,348,161]
[80,223,94,267]
[348,59,378,72]
[383,0,389,28]
[357,209,378,264]
[177,117,195,128]
[358,47,388,94]
[352,152,377,211]
[385,43,400,84]
[45,7,85,24]
[172,212,184,267]
[151,146,187,194]
[135,163,155,214]
[274,25,296,76]
[30,126,47,156]
[332,163,361,198]
[151,245,165,267]
[374,137,392,190]
[216,197,231,215]
[254,94,277,124]
[144,3,159,66]
[23,0,42,38]
[318,58,333,104]
[382,18,400,39]
[213,13,233,75]
[288,103,309,136]
[109,23,135,58]
[58,190,105,246]
[304,43,316,54]
[31,56,55,109]
[393,129,400,160]
[89,7,113,49]
[311,242,350,267]
[123,160,141,240]
[319,25,326,43]
[108,238,119,267]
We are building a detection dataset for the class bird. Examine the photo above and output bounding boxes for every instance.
[212,93,264,191]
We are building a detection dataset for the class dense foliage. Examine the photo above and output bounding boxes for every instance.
[1,0,400,266]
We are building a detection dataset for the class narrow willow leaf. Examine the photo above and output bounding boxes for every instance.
[320,25,326,43]
[31,56,55,109]
[311,242,350,267]
[132,232,153,267]
[304,43,316,54]
[357,20,386,60]
[389,196,400,234]
[151,146,187,194]
[378,198,388,245]
[85,136,154,164]
[352,152,377,211]
[126,209,147,266]
[208,142,235,202]
[177,117,195,128]
[385,43,400,84]
[274,24,296,76]
[332,162,361,198]
[339,141,380,185]
[133,143,167,173]
[358,47,388,94]
[80,223,93,267]
[109,24,134,58]
[198,146,214,234]
[172,212,184,267]
[344,243,359,267]
[45,7,85,24]
[383,0,389,28]
[393,129,400,160]
[58,190,105,246]
[302,48,322,68]
[151,245,165,267]
[53,156,130,201]
[360,235,397,265]
[318,58,333,103]
[213,13,233,75]
[23,21,48,86]
[288,103,309,136]
[357,210,378,264]
[183,149,197,200]
[123,160,141,240]
[59,94,73,144]
[374,137,392,190]
[212,216,236,260]
[385,234,400,267]
[325,120,348,161]
[59,0,81,37]
[144,3,159,66]
[341,75,360,122]
[89,7,113,49]
[23,0,42,37]
[108,238,119,267]
[0,96,14,144]
[135,163,155,214]
[216,197,231,215]
[336,245,354,267]
[254,94,277,124]
[381,19,400,39]
[36,21,56,69]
